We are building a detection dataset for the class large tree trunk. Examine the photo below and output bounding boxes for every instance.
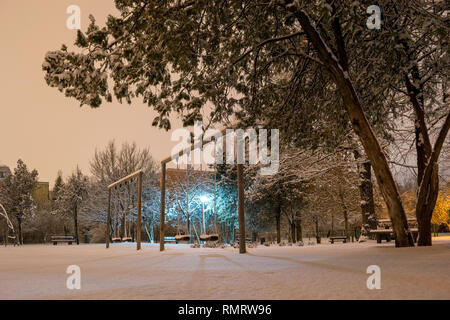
[275,202,281,244]
[73,203,79,245]
[237,164,246,254]
[405,76,450,246]
[343,208,349,241]
[287,7,414,246]
[338,188,350,240]
[290,220,296,243]
[17,216,23,245]
[416,163,439,246]
[330,212,334,237]
[314,216,320,244]
[296,213,303,242]
[252,230,258,242]
[354,150,377,234]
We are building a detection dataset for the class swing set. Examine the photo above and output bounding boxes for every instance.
[105,120,249,253]
[106,170,143,250]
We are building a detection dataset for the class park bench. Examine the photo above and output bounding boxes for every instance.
[164,236,176,243]
[329,236,347,244]
[370,218,419,243]
[51,235,74,245]
[235,237,253,244]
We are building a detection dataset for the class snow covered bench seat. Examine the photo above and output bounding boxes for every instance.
[370,228,418,243]
[51,235,74,245]
[329,236,347,244]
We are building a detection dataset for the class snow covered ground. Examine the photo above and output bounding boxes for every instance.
[0,239,449,300]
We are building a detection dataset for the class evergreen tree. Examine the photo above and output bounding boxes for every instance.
[0,159,38,244]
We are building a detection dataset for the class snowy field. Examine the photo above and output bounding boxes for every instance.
[1,239,449,300]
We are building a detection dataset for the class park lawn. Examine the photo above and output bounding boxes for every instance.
[0,240,449,300]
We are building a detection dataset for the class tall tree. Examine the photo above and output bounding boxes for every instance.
[88,141,158,241]
[56,167,89,245]
[0,159,38,244]
[42,1,449,246]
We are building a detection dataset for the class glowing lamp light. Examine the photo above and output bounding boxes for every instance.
[200,195,209,203]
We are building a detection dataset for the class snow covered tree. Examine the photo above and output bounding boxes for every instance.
[42,1,449,246]
[52,171,64,200]
[90,140,158,183]
[86,140,159,241]
[353,148,376,235]
[166,166,211,241]
[55,167,89,245]
[0,159,38,245]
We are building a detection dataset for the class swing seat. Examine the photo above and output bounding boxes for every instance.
[175,234,190,243]
[122,237,132,242]
[200,234,219,241]
[112,237,122,242]
[208,234,219,241]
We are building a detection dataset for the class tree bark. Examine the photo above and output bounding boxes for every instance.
[343,208,349,240]
[237,164,246,254]
[287,6,414,246]
[405,76,450,246]
[354,150,377,234]
[295,213,303,242]
[275,202,281,244]
[73,203,79,245]
[290,221,296,243]
[160,162,166,251]
[314,216,320,244]
[17,216,23,245]
[252,230,258,242]
[330,212,334,237]
[338,187,350,240]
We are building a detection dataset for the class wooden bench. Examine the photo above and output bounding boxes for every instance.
[370,228,419,243]
[370,218,419,243]
[235,237,253,244]
[370,229,393,243]
[51,235,74,245]
[329,236,347,244]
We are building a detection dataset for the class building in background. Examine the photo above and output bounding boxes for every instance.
[0,165,11,180]
[32,182,50,209]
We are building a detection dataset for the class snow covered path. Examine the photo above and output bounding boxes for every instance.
[1,240,449,300]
